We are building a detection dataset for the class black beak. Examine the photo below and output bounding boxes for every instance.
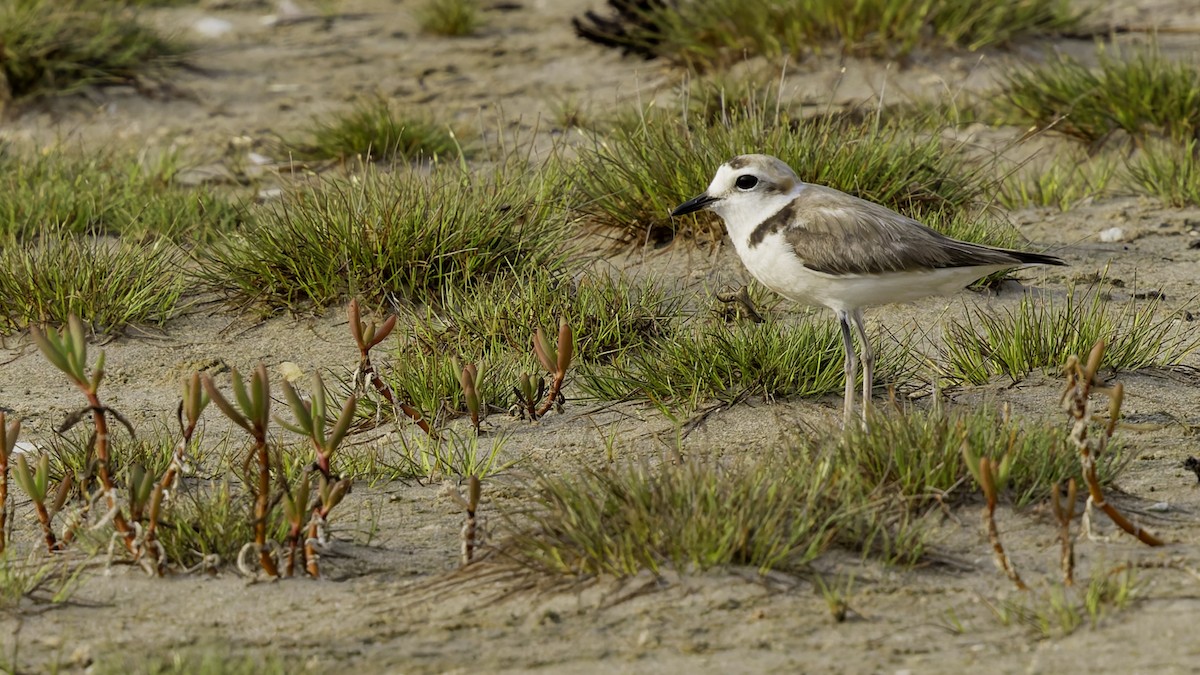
[671,193,719,217]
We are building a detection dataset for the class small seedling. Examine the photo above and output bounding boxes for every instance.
[349,298,434,436]
[202,364,280,578]
[31,316,139,558]
[529,319,574,419]
[12,454,67,553]
[278,372,356,577]
[458,362,485,433]
[962,432,1026,590]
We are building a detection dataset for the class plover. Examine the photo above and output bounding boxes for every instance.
[672,154,1065,424]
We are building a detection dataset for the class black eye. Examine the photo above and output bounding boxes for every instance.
[735,175,758,190]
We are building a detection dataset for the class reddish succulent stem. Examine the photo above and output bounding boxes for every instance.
[304,505,331,578]
[361,354,434,436]
[534,371,565,418]
[253,433,279,577]
[85,391,138,556]
[32,501,61,553]
[0,455,7,555]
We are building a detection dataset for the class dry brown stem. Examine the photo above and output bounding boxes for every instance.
[1051,478,1078,586]
[980,457,1026,591]
[1061,341,1163,547]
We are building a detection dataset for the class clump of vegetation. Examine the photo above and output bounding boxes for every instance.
[0,144,246,241]
[578,316,909,411]
[0,232,184,334]
[1127,140,1200,207]
[416,0,481,36]
[998,44,1200,146]
[944,284,1199,385]
[200,162,569,312]
[997,149,1119,211]
[574,95,998,247]
[0,0,188,102]
[495,401,1127,580]
[289,96,462,163]
[573,0,1080,69]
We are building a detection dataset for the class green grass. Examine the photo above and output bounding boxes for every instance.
[98,649,290,675]
[997,149,1119,211]
[156,480,260,570]
[0,0,188,102]
[574,0,1079,69]
[501,452,838,578]
[988,567,1138,638]
[496,403,1123,579]
[419,268,683,364]
[0,551,78,609]
[944,284,1200,385]
[998,44,1200,146]
[0,143,247,241]
[1127,139,1200,207]
[0,232,185,333]
[578,315,909,409]
[288,95,462,163]
[574,97,996,247]
[416,0,481,36]
[831,404,1127,509]
[199,161,569,312]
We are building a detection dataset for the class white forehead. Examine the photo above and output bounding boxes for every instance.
[708,155,797,193]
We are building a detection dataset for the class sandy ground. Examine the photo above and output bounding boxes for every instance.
[3,0,1200,672]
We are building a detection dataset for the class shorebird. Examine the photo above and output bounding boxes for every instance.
[672,154,1065,425]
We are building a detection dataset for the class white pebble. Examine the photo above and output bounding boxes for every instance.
[1098,227,1125,243]
[193,17,234,39]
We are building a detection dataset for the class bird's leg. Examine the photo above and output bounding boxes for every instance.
[851,309,873,425]
[837,310,858,427]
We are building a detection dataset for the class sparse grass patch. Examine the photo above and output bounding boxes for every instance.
[0,232,184,333]
[502,453,838,578]
[494,401,1130,581]
[575,98,993,247]
[156,480,258,571]
[944,284,1199,385]
[578,316,909,409]
[997,44,1200,145]
[417,0,481,36]
[997,149,1119,211]
[0,551,78,608]
[988,566,1138,637]
[420,268,683,364]
[1127,139,1200,207]
[0,144,247,241]
[572,0,1079,69]
[200,162,569,312]
[288,95,462,163]
[831,404,1126,509]
[0,0,188,102]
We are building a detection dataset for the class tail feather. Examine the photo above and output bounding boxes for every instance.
[1006,249,1066,266]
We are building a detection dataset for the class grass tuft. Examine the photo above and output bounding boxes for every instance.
[574,97,995,248]
[578,316,909,409]
[998,44,1200,146]
[0,233,184,334]
[200,162,569,312]
[1127,140,1200,207]
[944,284,1200,385]
[997,149,1119,211]
[0,144,247,241]
[501,453,837,578]
[573,0,1079,69]
[417,0,481,37]
[289,95,462,163]
[0,0,188,102]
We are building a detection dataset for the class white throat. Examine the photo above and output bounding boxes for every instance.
[712,185,805,247]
